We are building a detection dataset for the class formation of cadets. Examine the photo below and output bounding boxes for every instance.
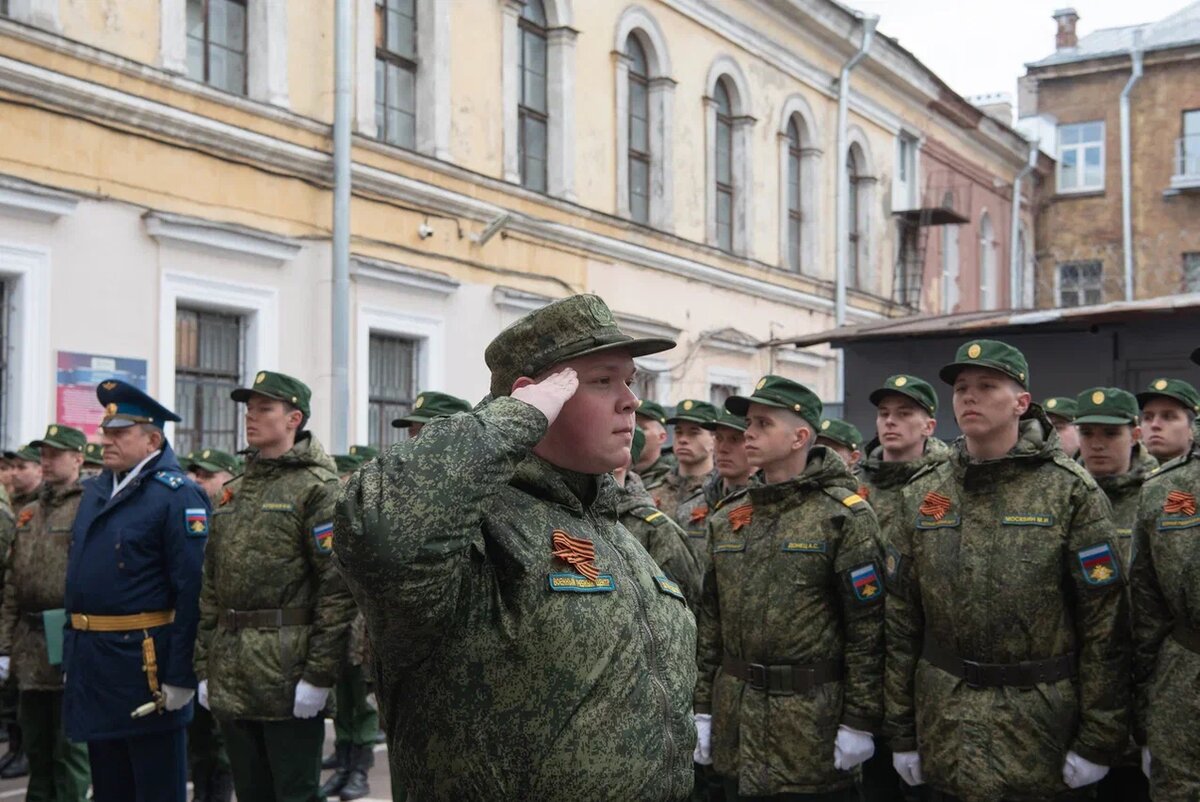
[0,292,1195,802]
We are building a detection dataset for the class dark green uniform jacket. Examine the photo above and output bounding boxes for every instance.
[695,446,884,797]
[0,482,80,690]
[884,415,1131,801]
[1092,442,1157,564]
[195,432,354,720]
[639,452,676,491]
[335,397,698,801]
[857,437,949,537]
[1131,443,1200,800]
[616,471,702,607]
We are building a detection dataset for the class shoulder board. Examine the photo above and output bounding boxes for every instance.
[714,486,750,512]
[1147,449,1196,481]
[641,509,669,526]
[907,460,943,485]
[305,464,339,483]
[822,485,871,513]
[1050,451,1101,487]
[152,471,186,490]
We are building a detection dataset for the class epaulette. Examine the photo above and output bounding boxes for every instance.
[152,470,186,490]
[1050,450,1101,488]
[306,464,339,483]
[714,486,750,511]
[907,460,943,485]
[822,485,871,513]
[640,509,669,526]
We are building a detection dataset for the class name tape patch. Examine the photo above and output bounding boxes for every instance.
[548,573,616,593]
[916,513,961,530]
[654,575,685,601]
[713,542,746,553]
[1001,514,1054,527]
[782,541,826,553]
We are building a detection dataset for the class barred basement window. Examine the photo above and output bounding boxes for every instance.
[1057,261,1103,307]
[175,308,243,455]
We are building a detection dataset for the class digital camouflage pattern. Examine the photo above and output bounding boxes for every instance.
[638,452,676,490]
[856,437,949,537]
[616,471,702,607]
[1131,443,1200,800]
[1092,442,1157,564]
[695,446,884,797]
[675,471,755,574]
[884,414,1131,800]
[652,467,711,527]
[195,432,354,720]
[335,397,698,801]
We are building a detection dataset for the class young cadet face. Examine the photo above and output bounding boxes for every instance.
[713,427,752,482]
[0,460,12,494]
[633,418,665,471]
[1078,424,1138,477]
[192,468,234,504]
[244,395,303,451]
[531,350,639,474]
[952,367,1031,443]
[672,423,714,469]
[1140,398,1194,462]
[10,458,42,494]
[817,438,859,468]
[39,447,83,486]
[1050,414,1080,455]
[743,405,811,470]
[876,395,936,457]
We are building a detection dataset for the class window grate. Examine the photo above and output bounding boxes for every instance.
[174,308,242,455]
[368,333,419,449]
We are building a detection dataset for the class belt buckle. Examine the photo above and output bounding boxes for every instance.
[746,663,767,691]
[768,665,798,696]
[962,659,983,688]
[78,614,89,631]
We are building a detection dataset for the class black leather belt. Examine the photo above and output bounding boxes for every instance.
[721,657,843,695]
[922,640,1076,688]
[219,608,313,631]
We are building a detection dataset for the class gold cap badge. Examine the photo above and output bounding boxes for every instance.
[101,381,117,390]
[203,450,211,458]
[894,376,907,387]
[967,343,982,359]
[821,420,831,430]
[1092,391,1105,405]
[756,378,767,390]
[414,396,425,409]
[256,372,266,384]
[48,426,58,436]
[1047,399,1057,409]
[683,400,694,411]
[1154,379,1168,391]
[106,403,117,415]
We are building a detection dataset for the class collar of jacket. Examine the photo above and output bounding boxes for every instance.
[615,471,657,515]
[1092,442,1158,497]
[748,445,856,504]
[949,413,1056,488]
[860,436,949,490]
[38,480,84,508]
[242,431,336,476]
[511,454,617,518]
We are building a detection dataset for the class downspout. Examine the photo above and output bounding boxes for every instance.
[1120,29,1143,302]
[833,13,877,404]
[1009,141,1038,308]
[331,0,352,453]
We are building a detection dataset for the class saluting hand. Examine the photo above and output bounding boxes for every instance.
[512,368,579,427]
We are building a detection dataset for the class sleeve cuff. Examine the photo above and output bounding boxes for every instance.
[841,712,881,735]
[1070,740,1113,767]
[303,669,338,689]
[694,702,712,715]
[890,735,918,752]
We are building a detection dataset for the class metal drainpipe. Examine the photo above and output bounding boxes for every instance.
[1120,29,1143,303]
[1009,141,1038,308]
[833,14,877,406]
[331,0,352,453]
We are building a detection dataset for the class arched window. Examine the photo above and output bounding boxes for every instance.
[714,79,735,252]
[846,147,861,288]
[786,117,803,270]
[979,211,997,309]
[518,0,548,192]
[626,35,651,224]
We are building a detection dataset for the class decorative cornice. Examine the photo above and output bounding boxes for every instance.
[350,256,460,295]
[0,175,79,222]
[143,211,301,264]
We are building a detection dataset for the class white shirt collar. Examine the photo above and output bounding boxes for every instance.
[111,449,163,498]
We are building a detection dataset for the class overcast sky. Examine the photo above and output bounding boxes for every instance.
[844,0,1193,99]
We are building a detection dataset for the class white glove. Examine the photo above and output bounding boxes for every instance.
[693,713,713,765]
[833,725,875,771]
[0,656,9,683]
[1141,747,1151,780]
[893,750,924,786]
[197,680,209,710]
[162,684,194,712]
[1062,751,1108,789]
[292,679,331,719]
[511,368,578,426]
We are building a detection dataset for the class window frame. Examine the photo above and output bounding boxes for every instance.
[374,0,419,149]
[713,79,735,253]
[785,117,804,271]
[626,35,652,226]
[186,0,248,96]
[847,148,861,289]
[1056,260,1104,308]
[173,306,244,455]
[367,331,420,448]
[1183,252,1200,293]
[517,0,549,193]
[1056,120,1105,194]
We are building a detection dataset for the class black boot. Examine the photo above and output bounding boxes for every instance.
[319,743,351,798]
[208,766,234,802]
[339,743,373,801]
[0,749,28,779]
[321,743,344,770]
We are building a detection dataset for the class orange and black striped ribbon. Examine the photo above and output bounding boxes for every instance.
[728,504,753,532]
[919,491,952,521]
[1165,490,1197,516]
[551,530,599,580]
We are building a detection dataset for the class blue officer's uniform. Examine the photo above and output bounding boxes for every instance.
[63,381,209,802]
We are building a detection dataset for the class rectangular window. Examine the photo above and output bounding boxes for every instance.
[174,308,243,456]
[1184,253,1200,293]
[186,0,247,95]
[895,134,917,209]
[1057,121,1104,193]
[368,333,419,448]
[1057,261,1103,308]
[375,0,417,149]
[628,72,651,224]
[632,368,658,406]
[518,14,548,193]
[1182,109,1200,179]
[709,383,739,407]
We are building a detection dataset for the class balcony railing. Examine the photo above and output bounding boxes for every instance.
[1171,134,1200,192]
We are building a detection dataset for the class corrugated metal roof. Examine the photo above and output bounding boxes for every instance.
[768,293,1200,348]
[1027,1,1200,68]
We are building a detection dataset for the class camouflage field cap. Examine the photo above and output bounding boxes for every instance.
[726,375,823,429]
[1042,397,1078,421]
[11,444,40,463]
[816,419,864,451]
[1074,387,1139,425]
[630,427,647,465]
[939,339,1030,388]
[392,391,471,428]
[484,294,675,398]
[635,399,669,425]
[869,374,938,415]
[334,454,364,475]
[30,424,87,452]
[704,410,748,433]
[1136,377,1200,415]
[666,400,719,426]
[83,442,104,466]
[231,370,312,419]
[190,447,239,474]
[348,444,380,460]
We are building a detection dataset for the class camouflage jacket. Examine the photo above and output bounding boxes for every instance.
[0,489,13,601]
[676,472,755,574]
[654,466,714,528]
[695,446,884,796]
[616,472,702,607]
[884,415,1130,800]
[857,438,949,537]
[195,432,354,720]
[1131,443,1200,768]
[639,453,677,491]
[335,397,697,801]
[1093,442,1157,564]
[0,482,80,691]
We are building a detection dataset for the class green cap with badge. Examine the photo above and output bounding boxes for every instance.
[667,400,719,426]
[83,442,104,466]
[704,410,748,433]
[190,448,239,474]
[12,444,40,463]
[869,374,938,415]
[939,339,1030,388]
[392,391,472,428]
[334,454,363,474]
[1042,397,1078,421]
[348,444,379,460]
[726,375,823,429]
[630,427,646,465]
[484,294,675,399]
[817,419,863,451]
[1136,377,1200,415]
[1074,387,1139,425]
[231,370,312,421]
[635,399,668,425]
[30,424,86,452]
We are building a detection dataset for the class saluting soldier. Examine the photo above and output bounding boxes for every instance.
[885,341,1130,800]
[816,419,865,472]
[337,294,698,800]
[194,371,355,802]
[63,381,209,802]
[1043,396,1081,458]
